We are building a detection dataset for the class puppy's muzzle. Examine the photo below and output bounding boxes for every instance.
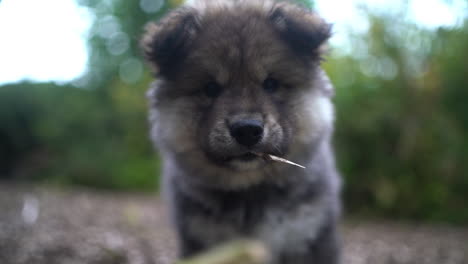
[229,120,263,147]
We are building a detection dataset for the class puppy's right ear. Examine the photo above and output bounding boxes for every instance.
[141,7,200,78]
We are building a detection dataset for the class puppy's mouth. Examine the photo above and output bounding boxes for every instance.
[221,152,260,163]
[208,150,305,169]
[235,152,258,162]
[215,149,269,163]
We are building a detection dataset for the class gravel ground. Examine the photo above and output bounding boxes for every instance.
[0,183,466,264]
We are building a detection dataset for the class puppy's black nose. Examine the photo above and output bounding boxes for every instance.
[230,120,264,147]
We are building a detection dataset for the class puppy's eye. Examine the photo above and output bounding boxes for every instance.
[263,77,280,93]
[203,81,223,98]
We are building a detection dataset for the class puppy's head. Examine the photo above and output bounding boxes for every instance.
[142,1,333,182]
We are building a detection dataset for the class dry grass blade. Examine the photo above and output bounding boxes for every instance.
[251,152,306,169]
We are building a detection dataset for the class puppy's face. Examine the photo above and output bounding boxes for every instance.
[142,2,333,179]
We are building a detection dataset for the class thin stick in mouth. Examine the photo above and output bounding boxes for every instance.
[251,152,306,169]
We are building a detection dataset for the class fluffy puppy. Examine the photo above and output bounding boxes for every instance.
[141,1,342,263]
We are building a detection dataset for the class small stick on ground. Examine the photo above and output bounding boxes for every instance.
[251,152,306,169]
[177,240,269,264]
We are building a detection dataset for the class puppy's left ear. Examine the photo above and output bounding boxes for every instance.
[269,3,331,60]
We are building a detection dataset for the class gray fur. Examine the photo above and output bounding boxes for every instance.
[142,1,342,263]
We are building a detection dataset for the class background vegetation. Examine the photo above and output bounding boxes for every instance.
[1,0,467,224]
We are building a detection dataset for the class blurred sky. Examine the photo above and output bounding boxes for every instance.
[0,0,466,85]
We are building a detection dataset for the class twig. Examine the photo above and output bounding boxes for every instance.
[177,240,269,264]
[252,152,306,169]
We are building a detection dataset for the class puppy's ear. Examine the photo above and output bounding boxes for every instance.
[141,7,200,77]
[269,3,331,59]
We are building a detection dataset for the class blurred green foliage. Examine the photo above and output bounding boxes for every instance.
[0,80,158,190]
[325,16,468,223]
[0,0,467,223]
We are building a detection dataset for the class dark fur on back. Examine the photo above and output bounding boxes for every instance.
[141,1,341,263]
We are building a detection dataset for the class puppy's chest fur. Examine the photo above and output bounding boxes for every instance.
[170,173,331,256]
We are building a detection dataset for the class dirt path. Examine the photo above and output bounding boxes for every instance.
[0,183,466,264]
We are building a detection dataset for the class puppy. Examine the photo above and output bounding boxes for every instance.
[141,1,342,263]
